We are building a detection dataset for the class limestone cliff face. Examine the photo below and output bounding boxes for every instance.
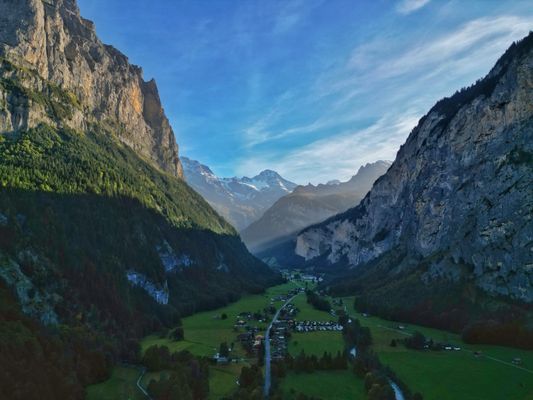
[296,34,533,302]
[0,0,182,177]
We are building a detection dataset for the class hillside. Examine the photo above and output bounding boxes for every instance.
[241,161,390,253]
[0,1,279,398]
[182,156,298,230]
[295,33,533,345]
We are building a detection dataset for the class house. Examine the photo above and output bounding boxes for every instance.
[213,353,229,365]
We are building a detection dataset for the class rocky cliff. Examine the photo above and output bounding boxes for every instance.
[0,0,182,176]
[241,161,391,253]
[0,2,281,397]
[296,33,533,303]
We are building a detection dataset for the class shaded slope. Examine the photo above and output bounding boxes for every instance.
[241,161,390,253]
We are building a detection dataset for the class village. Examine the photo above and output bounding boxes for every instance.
[213,282,342,365]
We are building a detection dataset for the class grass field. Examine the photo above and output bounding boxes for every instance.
[340,297,533,400]
[288,290,344,357]
[289,331,345,357]
[208,364,243,400]
[279,289,366,399]
[141,281,299,357]
[85,366,144,400]
[281,370,366,399]
[291,294,337,322]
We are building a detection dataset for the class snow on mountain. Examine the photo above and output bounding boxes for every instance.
[181,157,298,230]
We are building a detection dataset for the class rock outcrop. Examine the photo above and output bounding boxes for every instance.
[241,161,391,252]
[0,0,182,176]
[296,33,533,303]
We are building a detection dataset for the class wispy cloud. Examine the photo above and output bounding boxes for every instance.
[396,0,431,15]
[237,14,533,183]
[238,112,419,184]
[272,0,321,35]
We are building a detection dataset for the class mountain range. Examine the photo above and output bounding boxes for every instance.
[241,161,391,253]
[181,156,298,230]
[0,0,532,397]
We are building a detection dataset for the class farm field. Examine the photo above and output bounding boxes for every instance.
[280,370,366,399]
[85,366,145,400]
[289,330,344,357]
[208,364,244,400]
[279,289,366,399]
[290,293,336,322]
[340,297,533,400]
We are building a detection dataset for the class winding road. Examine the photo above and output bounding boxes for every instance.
[263,292,299,399]
[136,367,152,399]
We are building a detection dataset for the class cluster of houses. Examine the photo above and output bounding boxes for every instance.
[235,328,263,355]
[295,320,343,333]
[215,285,348,366]
[280,270,324,283]
[270,319,291,360]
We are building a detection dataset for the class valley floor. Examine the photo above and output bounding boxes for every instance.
[341,296,533,400]
[86,282,533,400]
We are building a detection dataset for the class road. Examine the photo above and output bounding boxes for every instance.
[263,292,299,399]
[136,367,152,399]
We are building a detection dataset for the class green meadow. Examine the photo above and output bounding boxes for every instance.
[281,290,364,399]
[280,370,366,399]
[341,297,533,400]
[85,366,145,400]
[289,331,345,357]
[87,284,533,400]
[290,293,336,322]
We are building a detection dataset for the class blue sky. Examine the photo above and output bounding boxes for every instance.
[78,0,533,184]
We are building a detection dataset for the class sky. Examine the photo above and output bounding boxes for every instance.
[77,0,533,184]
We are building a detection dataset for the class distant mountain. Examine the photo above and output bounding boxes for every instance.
[294,33,533,347]
[241,161,391,253]
[182,157,298,230]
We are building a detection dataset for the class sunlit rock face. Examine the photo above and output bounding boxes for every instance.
[296,35,533,302]
[0,0,182,177]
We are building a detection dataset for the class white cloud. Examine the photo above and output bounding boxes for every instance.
[396,0,431,15]
[238,15,533,182]
[237,112,419,184]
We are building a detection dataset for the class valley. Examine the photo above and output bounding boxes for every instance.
[87,277,533,400]
[0,1,531,399]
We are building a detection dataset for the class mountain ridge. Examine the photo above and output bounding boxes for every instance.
[182,156,298,230]
[241,160,391,253]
